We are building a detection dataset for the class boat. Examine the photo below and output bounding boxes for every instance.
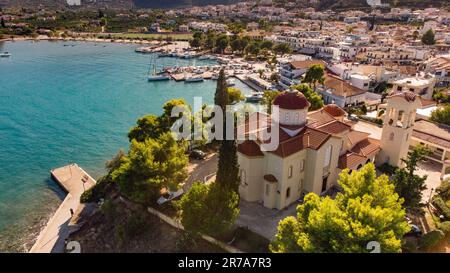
[245,93,263,103]
[226,78,236,86]
[148,62,170,81]
[198,55,209,60]
[211,73,219,80]
[185,75,204,83]
[0,52,11,58]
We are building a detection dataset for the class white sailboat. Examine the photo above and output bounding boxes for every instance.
[148,55,170,81]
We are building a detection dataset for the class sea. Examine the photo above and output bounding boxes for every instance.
[0,40,253,251]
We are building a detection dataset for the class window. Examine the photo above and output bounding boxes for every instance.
[240,169,246,185]
[397,86,402,91]
[298,179,303,192]
[389,132,394,141]
[265,184,270,196]
[295,113,299,122]
[288,166,293,178]
[300,159,305,172]
[406,133,409,141]
[286,187,291,198]
[285,112,290,123]
[324,145,332,167]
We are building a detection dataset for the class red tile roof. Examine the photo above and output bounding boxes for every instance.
[338,152,368,169]
[351,138,381,157]
[316,120,351,134]
[273,91,310,110]
[269,127,331,158]
[289,60,326,70]
[237,140,264,157]
[347,130,370,146]
[322,104,346,117]
[323,74,366,97]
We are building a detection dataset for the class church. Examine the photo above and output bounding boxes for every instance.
[237,91,420,210]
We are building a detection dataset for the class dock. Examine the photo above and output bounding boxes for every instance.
[29,163,96,253]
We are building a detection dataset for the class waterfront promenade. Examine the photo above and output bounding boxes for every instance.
[29,164,96,253]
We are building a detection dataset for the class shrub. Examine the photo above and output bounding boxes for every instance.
[358,115,383,125]
[432,195,450,220]
[419,230,445,249]
[80,176,112,203]
[378,163,398,175]
[437,221,450,235]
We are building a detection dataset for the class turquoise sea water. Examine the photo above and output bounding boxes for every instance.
[0,40,252,251]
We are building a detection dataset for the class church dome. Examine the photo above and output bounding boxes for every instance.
[273,91,310,110]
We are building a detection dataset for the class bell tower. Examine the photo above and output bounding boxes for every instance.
[377,92,421,167]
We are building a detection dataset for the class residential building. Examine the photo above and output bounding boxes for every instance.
[316,74,367,107]
[389,73,436,100]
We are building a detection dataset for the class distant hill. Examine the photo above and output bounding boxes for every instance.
[0,0,448,10]
[0,0,243,9]
[133,0,242,9]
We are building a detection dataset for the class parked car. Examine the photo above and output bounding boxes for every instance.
[157,188,184,205]
[405,224,422,237]
[190,149,206,160]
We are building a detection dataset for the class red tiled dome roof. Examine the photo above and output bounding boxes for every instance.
[323,104,346,117]
[273,91,310,110]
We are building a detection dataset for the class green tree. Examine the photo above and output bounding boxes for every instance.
[231,37,242,53]
[0,18,5,28]
[273,43,292,57]
[190,37,202,49]
[293,84,324,111]
[205,31,216,51]
[303,64,325,91]
[214,69,229,113]
[227,87,244,104]
[159,99,189,132]
[270,164,409,253]
[112,132,188,204]
[262,90,281,114]
[421,29,436,45]
[260,40,274,51]
[244,42,260,59]
[214,70,240,192]
[392,145,431,212]
[128,115,163,142]
[179,182,240,237]
[430,104,450,126]
[270,72,280,83]
[216,34,229,54]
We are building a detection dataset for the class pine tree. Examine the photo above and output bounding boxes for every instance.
[392,145,431,212]
[421,29,436,45]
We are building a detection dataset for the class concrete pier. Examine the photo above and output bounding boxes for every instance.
[29,163,96,253]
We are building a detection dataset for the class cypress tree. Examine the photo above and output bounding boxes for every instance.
[214,68,240,192]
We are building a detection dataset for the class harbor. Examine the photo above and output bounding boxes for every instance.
[29,164,96,253]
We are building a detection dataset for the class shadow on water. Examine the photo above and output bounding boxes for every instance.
[44,178,67,201]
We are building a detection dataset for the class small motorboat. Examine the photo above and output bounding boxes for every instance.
[185,75,204,83]
[0,52,11,58]
[211,73,219,80]
[226,78,236,86]
[245,93,263,103]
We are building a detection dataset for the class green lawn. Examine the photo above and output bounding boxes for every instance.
[97,33,192,41]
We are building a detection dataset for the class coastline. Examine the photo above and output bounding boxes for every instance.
[0,35,173,45]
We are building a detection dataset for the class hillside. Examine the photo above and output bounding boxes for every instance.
[133,0,242,9]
